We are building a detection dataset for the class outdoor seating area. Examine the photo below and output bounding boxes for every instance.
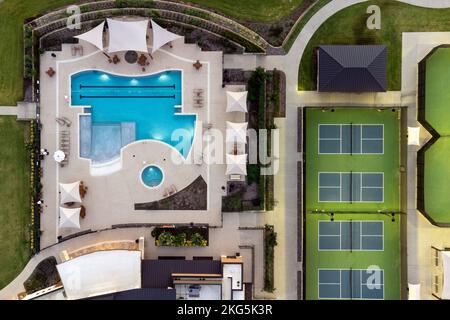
[193,60,203,70]
[46,67,55,77]
[37,14,228,250]
[58,181,89,229]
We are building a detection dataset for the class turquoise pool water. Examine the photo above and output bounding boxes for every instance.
[71,70,195,163]
[141,165,163,187]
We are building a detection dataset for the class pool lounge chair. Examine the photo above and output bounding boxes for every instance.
[61,117,72,126]
[56,118,66,126]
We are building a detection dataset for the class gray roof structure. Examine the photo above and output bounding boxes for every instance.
[141,259,222,288]
[317,45,387,92]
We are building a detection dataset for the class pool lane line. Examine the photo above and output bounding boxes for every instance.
[79,94,176,99]
[80,84,176,89]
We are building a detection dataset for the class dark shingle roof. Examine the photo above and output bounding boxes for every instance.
[85,288,176,300]
[141,260,222,288]
[318,45,387,92]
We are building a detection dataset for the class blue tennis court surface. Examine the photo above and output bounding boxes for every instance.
[319,269,384,299]
[319,172,384,202]
[319,124,383,154]
[318,221,384,250]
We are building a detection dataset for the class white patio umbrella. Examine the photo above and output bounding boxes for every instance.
[226,91,248,112]
[226,121,248,144]
[226,154,247,176]
[59,207,81,229]
[53,150,65,163]
[408,127,420,146]
[59,181,82,204]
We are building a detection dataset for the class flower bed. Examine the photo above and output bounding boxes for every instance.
[151,226,209,247]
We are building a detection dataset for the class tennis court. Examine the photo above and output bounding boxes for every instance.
[305,108,401,300]
[319,124,384,154]
[318,221,384,251]
[318,172,384,202]
[318,268,384,299]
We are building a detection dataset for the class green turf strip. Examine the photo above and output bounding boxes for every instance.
[0,116,30,289]
[423,48,450,224]
[425,48,450,136]
[424,138,450,224]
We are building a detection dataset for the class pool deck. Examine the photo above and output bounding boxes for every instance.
[39,37,245,247]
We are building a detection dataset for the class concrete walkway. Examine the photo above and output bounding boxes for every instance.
[399,0,450,8]
[0,106,17,116]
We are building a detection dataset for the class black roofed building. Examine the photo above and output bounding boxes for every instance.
[317,45,387,92]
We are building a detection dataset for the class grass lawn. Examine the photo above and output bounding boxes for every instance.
[424,139,450,225]
[298,0,450,91]
[0,116,31,289]
[185,0,304,23]
[424,48,450,135]
[422,47,450,224]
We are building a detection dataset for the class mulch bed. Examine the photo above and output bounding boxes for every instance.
[134,175,207,210]
[23,256,61,294]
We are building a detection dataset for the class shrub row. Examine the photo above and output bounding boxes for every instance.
[264,224,277,292]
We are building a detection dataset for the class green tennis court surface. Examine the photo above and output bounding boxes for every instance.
[306,108,400,213]
[319,220,384,251]
[305,108,401,300]
[306,213,401,300]
[423,47,450,224]
[318,268,384,299]
[319,124,384,154]
[319,172,384,202]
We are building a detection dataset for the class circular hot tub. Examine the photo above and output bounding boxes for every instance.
[141,165,163,188]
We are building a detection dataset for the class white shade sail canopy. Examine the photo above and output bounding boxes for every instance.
[56,250,141,300]
[226,154,247,176]
[226,91,248,112]
[107,18,149,53]
[226,121,248,144]
[150,19,182,53]
[408,127,421,146]
[442,251,450,299]
[59,207,81,229]
[59,181,82,204]
[74,21,105,51]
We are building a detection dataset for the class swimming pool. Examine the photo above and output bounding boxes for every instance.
[71,70,195,163]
